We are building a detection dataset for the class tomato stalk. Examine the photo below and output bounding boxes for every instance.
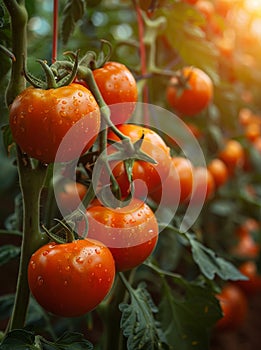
[8,152,48,331]
[3,0,27,106]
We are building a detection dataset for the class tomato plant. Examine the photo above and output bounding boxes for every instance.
[166,67,214,117]
[28,238,115,317]
[1,0,261,349]
[9,84,101,163]
[80,199,158,271]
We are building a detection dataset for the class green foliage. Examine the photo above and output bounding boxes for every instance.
[119,281,168,350]
[0,245,20,266]
[0,330,93,350]
[61,0,85,45]
[158,278,221,350]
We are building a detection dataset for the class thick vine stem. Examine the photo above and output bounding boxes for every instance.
[4,0,28,106]
[7,149,49,331]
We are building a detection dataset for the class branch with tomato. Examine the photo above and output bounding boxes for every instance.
[0,1,261,350]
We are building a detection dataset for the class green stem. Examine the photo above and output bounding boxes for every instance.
[8,150,48,331]
[3,0,27,106]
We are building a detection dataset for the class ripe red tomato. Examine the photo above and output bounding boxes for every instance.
[56,181,87,215]
[107,124,171,198]
[218,139,245,174]
[166,67,213,116]
[215,283,248,331]
[28,239,115,317]
[93,62,138,125]
[9,84,100,163]
[150,156,194,206]
[189,166,215,203]
[235,261,261,296]
[207,158,228,188]
[80,199,159,271]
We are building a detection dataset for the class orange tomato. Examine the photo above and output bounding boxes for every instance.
[150,156,194,206]
[189,166,215,203]
[207,158,228,188]
[166,67,213,117]
[245,122,261,142]
[218,139,245,174]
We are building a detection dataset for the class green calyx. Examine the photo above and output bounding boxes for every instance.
[23,51,79,89]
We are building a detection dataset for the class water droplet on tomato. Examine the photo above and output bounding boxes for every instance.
[64,280,68,286]
[95,248,101,254]
[28,105,34,113]
[37,276,44,286]
[42,250,49,256]
[78,91,83,97]
[88,259,92,264]
[98,263,102,268]
[30,261,36,270]
[98,278,102,283]
[60,111,66,117]
[76,257,84,264]
[104,268,108,273]
[65,265,70,271]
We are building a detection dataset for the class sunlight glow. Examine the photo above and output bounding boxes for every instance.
[244,0,261,14]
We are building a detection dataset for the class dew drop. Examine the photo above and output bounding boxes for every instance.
[42,250,49,256]
[95,248,101,254]
[30,261,36,270]
[98,278,102,283]
[28,105,34,113]
[91,272,95,277]
[65,265,70,271]
[37,276,44,286]
[64,280,68,286]
[78,91,83,97]
[104,268,108,273]
[98,263,102,268]
[76,257,84,264]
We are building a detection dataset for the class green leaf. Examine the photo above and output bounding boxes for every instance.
[61,0,85,45]
[119,281,168,350]
[0,329,37,350]
[42,332,93,350]
[158,279,222,350]
[0,245,20,266]
[185,233,247,281]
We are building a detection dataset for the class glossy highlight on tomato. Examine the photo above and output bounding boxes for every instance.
[93,61,138,125]
[166,67,213,116]
[28,239,115,317]
[81,199,159,271]
[9,84,101,163]
[107,124,172,198]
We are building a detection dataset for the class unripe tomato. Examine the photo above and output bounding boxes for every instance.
[207,158,228,188]
[9,84,100,163]
[107,124,172,198]
[166,67,213,117]
[215,283,248,331]
[150,156,194,206]
[28,239,115,317]
[93,62,138,125]
[81,199,159,271]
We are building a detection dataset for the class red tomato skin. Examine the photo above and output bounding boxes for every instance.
[28,239,115,317]
[107,124,171,198]
[9,84,100,163]
[215,283,248,331]
[93,62,138,125]
[166,67,213,116]
[235,261,261,296]
[81,199,159,271]
[150,156,194,206]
